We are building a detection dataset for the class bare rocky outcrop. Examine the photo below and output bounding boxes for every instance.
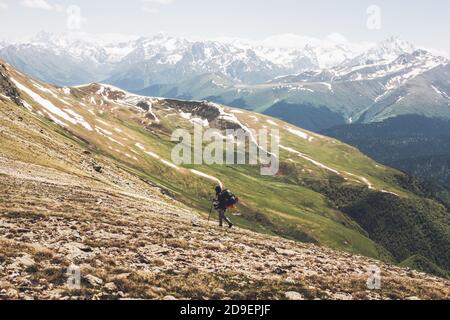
[162,99,221,122]
[0,64,23,106]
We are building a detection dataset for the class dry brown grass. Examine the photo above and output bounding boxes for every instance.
[166,239,190,250]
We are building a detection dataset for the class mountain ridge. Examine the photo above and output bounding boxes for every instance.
[2,32,444,89]
[139,49,449,129]
[3,31,449,131]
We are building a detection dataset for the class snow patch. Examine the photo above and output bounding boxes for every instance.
[280,145,340,175]
[57,97,72,106]
[266,119,279,126]
[160,159,180,170]
[95,126,113,136]
[136,142,180,170]
[344,172,374,190]
[431,85,450,100]
[287,127,310,141]
[319,82,334,92]
[180,112,192,120]
[21,100,34,111]
[125,153,138,161]
[145,150,160,159]
[135,143,145,150]
[381,190,400,196]
[94,84,161,124]
[191,117,209,127]
[45,111,68,127]
[64,109,93,131]
[96,119,111,127]
[107,136,125,147]
[11,78,93,130]
[95,126,124,146]
[210,102,277,159]
[33,82,58,98]
[285,84,315,93]
[190,169,223,188]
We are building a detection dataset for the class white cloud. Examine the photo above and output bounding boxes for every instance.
[326,32,349,44]
[0,1,8,9]
[21,0,62,11]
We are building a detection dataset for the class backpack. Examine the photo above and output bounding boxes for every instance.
[220,190,239,208]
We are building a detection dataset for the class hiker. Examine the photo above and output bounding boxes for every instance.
[213,186,238,229]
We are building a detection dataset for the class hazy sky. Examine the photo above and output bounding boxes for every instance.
[1,0,449,53]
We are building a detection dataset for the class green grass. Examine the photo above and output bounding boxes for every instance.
[400,255,449,279]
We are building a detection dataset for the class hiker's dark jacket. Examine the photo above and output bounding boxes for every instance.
[216,191,229,210]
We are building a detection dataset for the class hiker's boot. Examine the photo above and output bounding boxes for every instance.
[228,223,233,229]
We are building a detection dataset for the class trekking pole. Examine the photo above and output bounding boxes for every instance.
[208,200,214,222]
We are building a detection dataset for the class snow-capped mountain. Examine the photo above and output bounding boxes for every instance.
[218,33,369,70]
[333,49,446,83]
[138,40,449,131]
[1,31,448,126]
[255,33,371,69]
[341,37,416,68]
[0,41,8,50]
[0,31,370,89]
[30,31,139,65]
[106,33,289,89]
[275,44,448,88]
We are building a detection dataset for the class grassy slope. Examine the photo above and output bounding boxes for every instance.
[2,63,449,275]
[400,255,449,279]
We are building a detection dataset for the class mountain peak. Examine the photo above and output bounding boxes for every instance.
[378,36,415,54]
[340,37,416,68]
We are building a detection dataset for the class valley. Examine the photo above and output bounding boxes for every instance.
[324,115,450,200]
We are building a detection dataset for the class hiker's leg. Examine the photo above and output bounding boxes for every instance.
[218,209,225,227]
[223,211,233,227]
